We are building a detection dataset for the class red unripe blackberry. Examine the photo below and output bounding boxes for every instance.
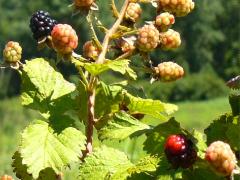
[3,41,22,63]
[74,0,94,8]
[158,0,195,17]
[205,141,237,176]
[1,175,13,180]
[83,41,100,59]
[153,61,184,82]
[51,24,78,55]
[137,25,160,52]
[29,10,57,40]
[155,12,175,31]
[159,29,181,50]
[164,134,197,168]
[125,3,142,23]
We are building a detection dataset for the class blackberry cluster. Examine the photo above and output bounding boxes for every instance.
[137,25,160,52]
[51,24,78,54]
[159,29,181,50]
[117,37,136,53]
[155,12,175,31]
[164,134,197,168]
[3,41,22,63]
[29,10,57,40]
[153,61,184,82]
[1,175,13,180]
[158,0,195,17]
[205,141,237,176]
[74,0,94,8]
[125,3,142,23]
[83,41,100,59]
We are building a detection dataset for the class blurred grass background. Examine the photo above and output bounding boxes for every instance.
[0,0,239,178]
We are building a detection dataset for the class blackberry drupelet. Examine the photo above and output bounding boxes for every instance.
[29,10,57,40]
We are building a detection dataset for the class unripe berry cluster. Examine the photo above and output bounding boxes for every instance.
[117,37,136,53]
[137,25,160,52]
[164,134,197,168]
[1,175,13,180]
[155,12,175,31]
[205,141,237,176]
[74,0,94,8]
[159,29,181,50]
[51,24,78,55]
[3,41,22,63]
[125,3,142,23]
[83,41,100,59]
[158,0,195,17]
[153,61,184,82]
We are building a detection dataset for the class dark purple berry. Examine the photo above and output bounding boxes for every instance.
[29,10,57,40]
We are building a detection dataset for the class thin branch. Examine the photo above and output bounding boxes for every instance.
[111,0,120,18]
[96,0,130,64]
[83,0,130,157]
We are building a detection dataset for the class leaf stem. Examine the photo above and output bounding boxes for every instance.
[84,0,130,156]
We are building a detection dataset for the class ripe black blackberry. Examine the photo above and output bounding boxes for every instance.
[164,134,197,169]
[29,10,57,40]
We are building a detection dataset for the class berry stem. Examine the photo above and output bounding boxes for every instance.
[83,0,130,157]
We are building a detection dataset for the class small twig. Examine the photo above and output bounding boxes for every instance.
[87,12,102,50]
[115,50,135,60]
[111,0,120,18]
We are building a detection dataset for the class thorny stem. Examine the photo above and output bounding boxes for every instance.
[84,0,130,157]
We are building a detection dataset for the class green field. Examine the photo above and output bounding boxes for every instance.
[0,97,231,178]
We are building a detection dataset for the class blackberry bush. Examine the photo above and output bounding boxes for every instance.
[1,0,240,179]
[29,10,57,40]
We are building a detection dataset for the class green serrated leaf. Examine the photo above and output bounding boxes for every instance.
[74,59,137,79]
[156,157,182,180]
[191,130,207,159]
[124,93,178,120]
[20,120,86,179]
[204,114,233,145]
[79,146,134,180]
[95,82,124,119]
[181,167,224,180]
[21,58,76,117]
[12,151,59,180]
[12,151,32,180]
[130,155,160,174]
[143,118,183,155]
[98,111,150,141]
[226,124,240,151]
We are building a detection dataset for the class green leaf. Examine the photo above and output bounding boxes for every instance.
[98,111,150,141]
[124,93,178,120]
[12,151,59,180]
[95,82,124,119]
[20,120,86,179]
[156,157,182,180]
[191,130,207,159]
[79,146,134,180]
[181,168,224,180]
[21,58,76,117]
[143,118,183,155]
[75,59,137,79]
[226,124,240,151]
[129,155,160,174]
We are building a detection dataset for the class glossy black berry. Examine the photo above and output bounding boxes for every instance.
[164,134,197,169]
[29,10,57,40]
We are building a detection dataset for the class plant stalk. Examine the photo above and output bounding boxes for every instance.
[84,0,130,157]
